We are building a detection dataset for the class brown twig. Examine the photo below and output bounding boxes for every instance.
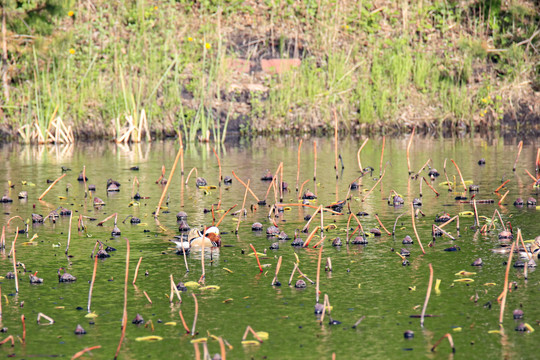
[143,291,152,304]
[361,168,386,202]
[297,179,310,201]
[315,239,324,303]
[12,229,19,293]
[422,177,440,196]
[272,256,282,286]
[184,167,198,185]
[64,211,73,254]
[431,333,455,353]
[374,214,391,235]
[179,310,190,333]
[443,159,453,191]
[21,315,26,344]
[249,244,263,272]
[357,138,369,172]
[38,173,66,201]
[498,190,509,206]
[242,325,263,342]
[216,204,237,227]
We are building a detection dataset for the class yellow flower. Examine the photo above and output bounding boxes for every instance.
[205,43,211,50]
[68,11,74,17]
[187,37,193,42]
[69,48,75,55]
[154,6,158,10]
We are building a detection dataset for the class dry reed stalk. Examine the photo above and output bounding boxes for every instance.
[313,141,317,180]
[87,242,99,312]
[179,310,190,333]
[191,293,199,335]
[415,158,432,177]
[420,263,434,327]
[184,167,198,185]
[113,238,130,359]
[236,180,250,234]
[498,190,510,206]
[199,239,206,285]
[215,204,237,227]
[0,335,14,346]
[132,257,143,285]
[155,144,183,217]
[498,237,516,324]
[422,177,440,196]
[97,212,118,226]
[320,294,330,324]
[357,138,369,172]
[82,165,88,198]
[332,108,339,178]
[513,140,523,172]
[280,162,284,202]
[431,333,455,353]
[438,215,459,230]
[21,315,25,344]
[288,263,298,286]
[296,139,303,191]
[38,173,66,201]
[155,165,165,184]
[536,147,540,173]
[361,168,386,202]
[379,136,386,177]
[346,213,353,242]
[218,337,227,360]
[12,229,19,293]
[249,244,263,272]
[143,291,152,304]
[170,274,182,302]
[0,286,2,319]
[407,126,415,174]
[303,226,321,248]
[315,240,324,303]
[131,176,139,198]
[231,171,260,203]
[212,147,222,185]
[297,179,310,201]
[272,256,283,286]
[524,169,538,183]
[302,206,321,232]
[443,159,453,191]
[374,214,391,235]
[64,211,73,254]
[473,199,480,229]
[450,159,467,191]
[351,211,365,235]
[242,325,263,342]
[392,213,406,236]
[296,266,315,284]
[326,257,332,272]
[0,226,4,249]
[433,225,455,240]
[519,231,531,261]
[194,342,201,360]
[494,180,510,193]
[411,203,426,254]
[71,346,102,360]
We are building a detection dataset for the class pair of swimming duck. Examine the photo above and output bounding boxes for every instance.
[172,226,221,251]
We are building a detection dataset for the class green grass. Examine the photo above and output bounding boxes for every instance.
[1,0,539,142]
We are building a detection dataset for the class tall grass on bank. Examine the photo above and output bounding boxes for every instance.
[1,1,538,142]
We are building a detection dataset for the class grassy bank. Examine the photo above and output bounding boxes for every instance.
[1,0,539,142]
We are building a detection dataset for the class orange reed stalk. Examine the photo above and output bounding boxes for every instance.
[143,291,152,304]
[215,204,237,227]
[249,244,263,272]
[524,169,537,183]
[361,169,386,202]
[297,179,310,201]
[313,141,317,180]
[332,108,339,178]
[374,214,391,235]
[315,240,324,303]
[218,337,227,360]
[296,139,303,191]
[379,136,385,177]
[155,144,183,217]
[21,315,26,344]
[179,310,190,333]
[498,190,510,206]
[407,126,415,174]
[0,335,14,346]
[65,211,73,254]
[498,237,516,324]
[443,159,453,191]
[411,203,426,254]
[12,229,19,293]
[272,256,283,286]
[494,179,510,193]
[242,325,263,342]
[71,346,102,360]
[184,167,198,185]
[303,226,321,248]
[513,140,523,172]
[232,171,260,202]
[236,180,250,233]
[38,173,66,201]
[420,263,434,327]
[422,177,440,196]
[114,238,130,360]
[132,257,143,285]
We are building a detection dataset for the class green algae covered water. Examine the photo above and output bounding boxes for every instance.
[0,135,539,359]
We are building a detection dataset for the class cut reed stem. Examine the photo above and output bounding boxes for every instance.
[272,256,282,286]
[236,180,250,234]
[38,173,66,201]
[212,147,222,185]
[215,204,237,227]
[65,211,73,254]
[379,136,385,177]
[374,214,391,235]
[232,171,260,202]
[498,190,509,206]
[494,180,510,193]
[357,138,369,172]
[296,139,303,191]
[422,177,440,196]
[315,240,324,303]
[443,159,453,191]
[431,333,455,353]
[143,291,152,304]
[155,143,183,217]
[191,293,199,335]
[513,140,523,172]
[332,108,339,179]
[407,126,415,174]
[132,257,143,285]
[249,244,263,272]
[184,167,198,185]
[71,346,102,360]
[420,263,434,327]
[87,242,99,312]
[313,141,317,180]
[12,229,19,293]
[114,237,130,360]
[411,203,426,254]
[361,168,386,202]
[179,310,190,333]
[450,159,467,191]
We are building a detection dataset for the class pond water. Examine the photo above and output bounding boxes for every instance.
[0,135,539,359]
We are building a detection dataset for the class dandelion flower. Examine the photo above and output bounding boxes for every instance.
[69,48,75,55]
[188,37,193,42]
[205,43,211,50]
[154,6,158,10]
[68,11,74,17]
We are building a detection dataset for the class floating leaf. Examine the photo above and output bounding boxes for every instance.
[484,283,497,286]
[409,286,416,291]
[223,298,233,303]
[55,306,64,309]
[455,271,476,276]
[459,211,474,217]
[52,243,61,247]
[454,278,474,283]
[324,224,337,231]
[256,332,269,340]
[58,196,67,200]
[85,312,98,318]
[241,340,261,346]
[164,322,176,326]
[222,268,233,273]
[453,327,462,332]
[191,338,208,344]
[199,185,218,190]
[184,281,200,288]
[136,336,163,342]
[524,323,535,332]
[439,181,453,187]
[434,279,442,295]
[488,330,501,334]
[137,223,148,226]
[200,285,220,291]
[248,252,266,257]
[357,283,361,289]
